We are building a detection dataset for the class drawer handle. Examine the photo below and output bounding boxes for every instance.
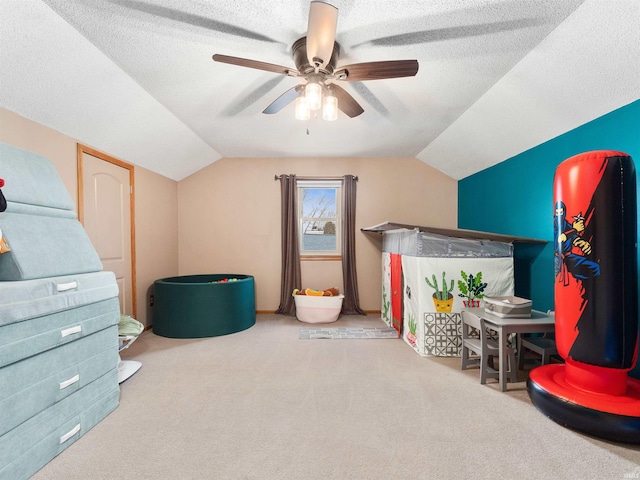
[59,374,80,390]
[57,281,78,292]
[61,325,82,337]
[59,423,81,444]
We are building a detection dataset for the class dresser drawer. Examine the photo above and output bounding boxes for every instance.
[0,368,119,480]
[0,325,118,436]
[0,297,119,369]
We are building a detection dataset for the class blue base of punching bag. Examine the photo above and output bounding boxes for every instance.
[528,365,640,444]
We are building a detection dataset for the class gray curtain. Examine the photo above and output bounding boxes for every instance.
[341,175,366,315]
[275,174,301,315]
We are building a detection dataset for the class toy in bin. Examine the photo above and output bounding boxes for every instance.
[292,287,344,323]
[484,296,532,318]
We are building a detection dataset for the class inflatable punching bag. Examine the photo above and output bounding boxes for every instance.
[528,150,640,443]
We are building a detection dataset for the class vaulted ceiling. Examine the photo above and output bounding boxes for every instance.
[1,0,638,181]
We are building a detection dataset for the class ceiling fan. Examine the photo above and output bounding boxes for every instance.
[212,1,419,119]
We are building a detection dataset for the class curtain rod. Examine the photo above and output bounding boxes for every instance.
[274,175,358,181]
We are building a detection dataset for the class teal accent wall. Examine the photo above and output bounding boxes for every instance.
[458,99,640,375]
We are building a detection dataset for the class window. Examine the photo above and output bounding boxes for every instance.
[297,179,342,258]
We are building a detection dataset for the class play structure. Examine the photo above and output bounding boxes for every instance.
[363,223,546,357]
[527,150,640,443]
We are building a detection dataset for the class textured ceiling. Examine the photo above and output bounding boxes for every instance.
[1,0,638,181]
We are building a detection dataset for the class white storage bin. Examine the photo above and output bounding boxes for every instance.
[485,296,532,318]
[293,294,344,323]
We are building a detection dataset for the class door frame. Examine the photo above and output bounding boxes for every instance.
[77,143,137,319]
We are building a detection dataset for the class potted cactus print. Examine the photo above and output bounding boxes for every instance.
[458,270,487,308]
[425,272,455,312]
[407,314,417,347]
[382,285,391,326]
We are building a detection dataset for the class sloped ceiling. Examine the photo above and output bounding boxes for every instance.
[1,0,638,181]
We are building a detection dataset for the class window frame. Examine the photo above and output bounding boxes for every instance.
[297,179,342,260]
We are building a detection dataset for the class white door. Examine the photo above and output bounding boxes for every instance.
[79,145,136,317]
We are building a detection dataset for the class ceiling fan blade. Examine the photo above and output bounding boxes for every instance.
[336,60,419,81]
[107,0,283,44]
[330,84,364,118]
[223,76,287,116]
[306,1,338,69]
[351,18,547,48]
[213,54,297,76]
[350,82,389,117]
[263,85,303,114]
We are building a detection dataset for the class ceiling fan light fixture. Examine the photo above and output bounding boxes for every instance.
[306,1,338,69]
[305,81,322,111]
[322,93,338,121]
[213,1,420,122]
[295,95,310,120]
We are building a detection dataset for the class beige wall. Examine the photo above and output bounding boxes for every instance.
[0,107,179,327]
[0,108,79,206]
[1,106,458,318]
[178,157,458,312]
[134,167,179,326]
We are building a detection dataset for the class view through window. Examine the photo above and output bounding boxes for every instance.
[297,179,342,257]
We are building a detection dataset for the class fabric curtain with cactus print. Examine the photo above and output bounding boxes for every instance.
[401,256,515,356]
[390,253,403,332]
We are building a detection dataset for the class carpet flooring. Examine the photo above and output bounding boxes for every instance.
[29,314,640,480]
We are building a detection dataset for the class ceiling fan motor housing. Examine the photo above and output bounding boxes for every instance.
[293,36,340,77]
